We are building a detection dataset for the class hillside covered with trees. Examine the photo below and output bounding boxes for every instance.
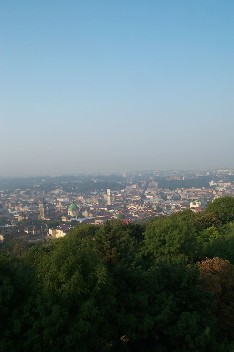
[1,197,234,351]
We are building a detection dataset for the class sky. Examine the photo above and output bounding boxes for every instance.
[0,0,234,176]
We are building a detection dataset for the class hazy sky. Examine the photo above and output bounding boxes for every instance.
[1,0,234,176]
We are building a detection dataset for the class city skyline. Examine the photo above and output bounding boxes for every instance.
[1,0,234,176]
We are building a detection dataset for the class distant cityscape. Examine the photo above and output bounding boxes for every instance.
[1,169,234,242]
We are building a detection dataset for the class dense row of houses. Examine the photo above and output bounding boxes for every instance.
[1,170,234,241]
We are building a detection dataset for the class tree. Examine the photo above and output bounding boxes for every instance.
[196,226,221,259]
[198,257,234,339]
[1,236,30,257]
[0,253,33,352]
[205,196,234,225]
[144,212,200,262]
[207,221,234,264]
[68,223,98,239]
[94,220,139,267]
[115,260,217,352]
[21,235,116,352]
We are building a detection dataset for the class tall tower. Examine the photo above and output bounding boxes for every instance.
[38,199,46,220]
[107,189,111,206]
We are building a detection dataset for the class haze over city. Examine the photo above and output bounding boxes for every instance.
[1,0,234,176]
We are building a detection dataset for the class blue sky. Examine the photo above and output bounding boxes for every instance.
[1,0,234,176]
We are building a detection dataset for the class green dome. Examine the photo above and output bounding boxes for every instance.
[68,203,78,211]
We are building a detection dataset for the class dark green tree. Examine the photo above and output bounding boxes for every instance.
[0,253,33,352]
[21,235,115,352]
[205,196,234,225]
[144,212,200,262]
[198,257,234,340]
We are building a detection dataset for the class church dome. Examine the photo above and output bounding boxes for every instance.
[68,203,78,211]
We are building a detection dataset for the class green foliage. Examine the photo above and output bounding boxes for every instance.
[67,223,98,239]
[144,212,199,261]
[1,236,30,257]
[0,253,33,352]
[1,199,234,351]
[195,211,221,229]
[198,257,234,340]
[197,226,221,258]
[113,260,216,351]
[205,196,234,225]
[207,222,234,265]
[94,220,140,267]
[23,235,115,351]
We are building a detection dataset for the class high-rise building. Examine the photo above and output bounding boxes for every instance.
[107,188,111,206]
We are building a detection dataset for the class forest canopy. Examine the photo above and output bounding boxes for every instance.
[1,196,234,351]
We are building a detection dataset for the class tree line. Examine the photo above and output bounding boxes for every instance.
[1,196,234,351]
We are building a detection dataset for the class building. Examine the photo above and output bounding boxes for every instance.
[107,189,111,206]
[68,203,79,217]
[48,227,67,238]
[190,200,202,212]
[38,199,46,220]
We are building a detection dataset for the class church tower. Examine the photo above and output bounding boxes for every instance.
[107,189,111,206]
[38,199,46,220]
